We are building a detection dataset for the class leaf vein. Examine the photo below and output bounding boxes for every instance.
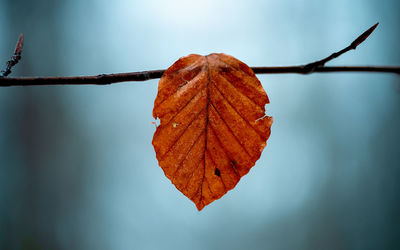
[216,56,254,77]
[211,81,266,141]
[172,130,205,181]
[159,106,206,161]
[209,103,252,158]
[208,125,241,178]
[215,71,264,110]
[155,69,205,110]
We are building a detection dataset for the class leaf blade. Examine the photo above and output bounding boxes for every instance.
[152,53,273,210]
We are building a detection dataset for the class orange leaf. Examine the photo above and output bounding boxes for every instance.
[152,53,273,210]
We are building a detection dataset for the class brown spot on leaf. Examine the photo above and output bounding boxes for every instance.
[214,168,221,177]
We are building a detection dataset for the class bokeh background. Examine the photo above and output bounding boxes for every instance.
[1,0,399,249]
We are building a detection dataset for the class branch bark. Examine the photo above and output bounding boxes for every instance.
[0,24,399,87]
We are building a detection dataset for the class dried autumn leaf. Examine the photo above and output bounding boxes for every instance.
[152,53,273,210]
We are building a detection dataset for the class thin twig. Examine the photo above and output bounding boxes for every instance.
[1,33,24,77]
[301,23,380,73]
[0,24,399,87]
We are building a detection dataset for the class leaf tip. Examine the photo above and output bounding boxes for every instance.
[196,203,205,211]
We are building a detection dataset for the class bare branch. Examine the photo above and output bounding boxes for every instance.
[0,66,398,87]
[1,33,24,77]
[0,24,399,87]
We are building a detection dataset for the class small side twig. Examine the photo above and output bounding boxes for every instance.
[301,23,379,73]
[0,24,399,87]
[1,33,24,77]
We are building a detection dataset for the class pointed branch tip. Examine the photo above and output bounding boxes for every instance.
[1,33,24,77]
[15,33,24,55]
[351,22,379,49]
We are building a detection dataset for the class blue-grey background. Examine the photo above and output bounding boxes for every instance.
[0,0,399,249]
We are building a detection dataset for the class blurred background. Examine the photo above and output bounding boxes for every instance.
[0,0,399,249]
